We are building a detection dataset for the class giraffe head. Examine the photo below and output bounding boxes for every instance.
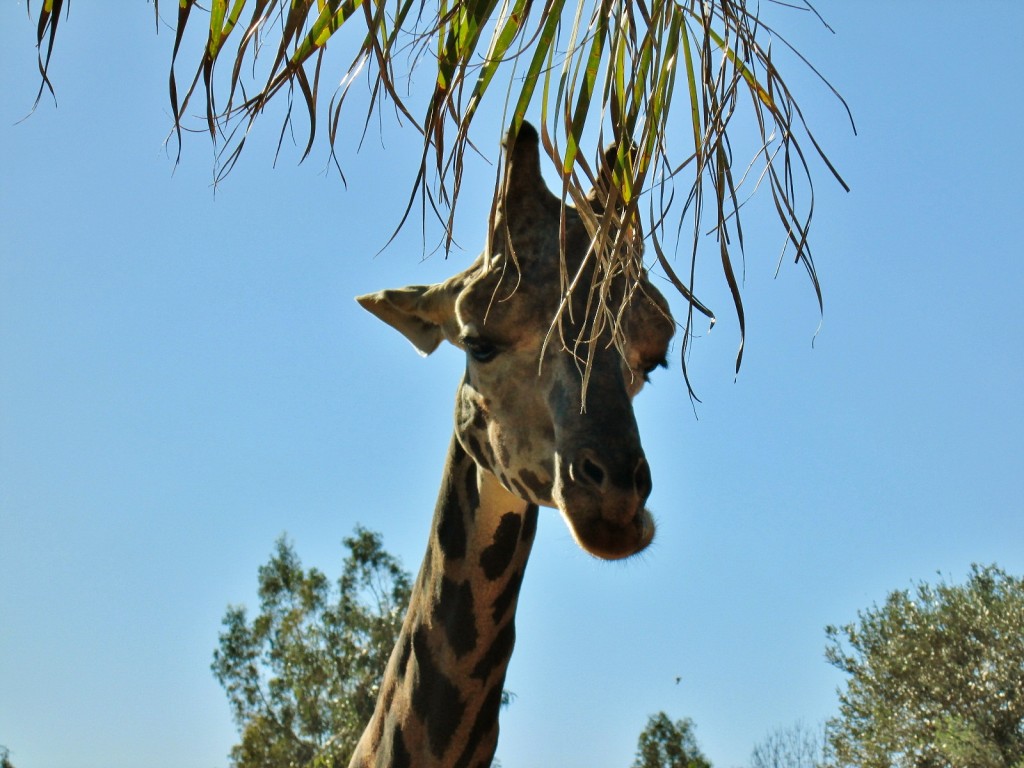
[358,123,674,559]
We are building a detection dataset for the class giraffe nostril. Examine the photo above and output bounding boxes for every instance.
[634,457,652,501]
[581,456,606,487]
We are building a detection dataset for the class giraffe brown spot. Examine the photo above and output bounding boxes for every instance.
[471,621,515,682]
[453,682,504,768]
[517,468,547,500]
[371,632,413,748]
[462,459,479,522]
[371,682,393,747]
[397,632,413,677]
[471,406,488,432]
[436,495,467,561]
[479,513,522,580]
[491,567,524,624]
[388,722,412,768]
[508,475,530,501]
[458,402,495,469]
[464,433,486,469]
[437,577,479,658]
[521,504,539,545]
[412,627,466,758]
[496,440,511,467]
[436,445,468,561]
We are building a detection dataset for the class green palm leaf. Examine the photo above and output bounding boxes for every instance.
[29,0,853,388]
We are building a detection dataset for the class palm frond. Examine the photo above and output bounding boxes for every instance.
[27,0,68,112]
[30,0,854,390]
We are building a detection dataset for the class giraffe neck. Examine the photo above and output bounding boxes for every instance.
[349,435,538,768]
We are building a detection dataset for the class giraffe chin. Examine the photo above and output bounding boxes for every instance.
[551,450,656,559]
[559,503,656,560]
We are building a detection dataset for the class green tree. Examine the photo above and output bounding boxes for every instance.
[26,1,851,386]
[212,527,411,768]
[825,564,1024,768]
[0,745,15,768]
[632,712,712,768]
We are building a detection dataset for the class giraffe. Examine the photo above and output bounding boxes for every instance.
[350,122,675,768]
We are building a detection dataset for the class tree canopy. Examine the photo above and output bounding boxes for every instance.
[211,528,411,768]
[825,564,1024,768]
[632,712,712,768]
[26,1,852,387]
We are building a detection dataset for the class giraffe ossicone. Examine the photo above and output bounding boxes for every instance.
[349,121,675,767]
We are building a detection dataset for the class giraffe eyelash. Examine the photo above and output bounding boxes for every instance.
[641,357,668,382]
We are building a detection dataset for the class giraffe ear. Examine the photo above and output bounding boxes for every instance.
[356,284,456,356]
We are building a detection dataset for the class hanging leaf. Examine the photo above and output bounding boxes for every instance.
[28,0,855,390]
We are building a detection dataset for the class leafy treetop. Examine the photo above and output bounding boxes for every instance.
[633,712,713,768]
[211,528,411,768]
[825,564,1024,768]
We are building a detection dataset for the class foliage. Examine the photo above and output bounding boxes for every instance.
[825,564,1024,768]
[27,1,852,388]
[632,712,712,768]
[750,721,829,768]
[0,745,14,768]
[212,527,411,768]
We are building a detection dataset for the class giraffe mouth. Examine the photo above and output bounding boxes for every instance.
[558,499,656,560]
[554,453,656,559]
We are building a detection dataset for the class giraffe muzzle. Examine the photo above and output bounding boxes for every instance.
[559,450,656,559]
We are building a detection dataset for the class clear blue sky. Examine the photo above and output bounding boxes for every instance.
[2,4,1022,767]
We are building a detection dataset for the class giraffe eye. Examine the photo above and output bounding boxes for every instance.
[640,357,668,382]
[463,337,499,363]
